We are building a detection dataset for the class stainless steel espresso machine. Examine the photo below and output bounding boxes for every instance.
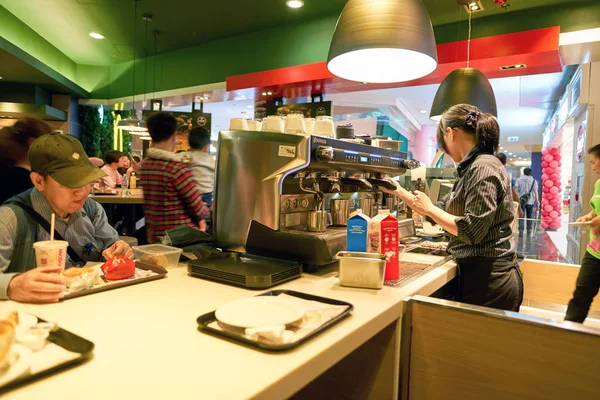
[213,130,418,271]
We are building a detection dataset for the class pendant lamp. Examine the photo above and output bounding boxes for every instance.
[118,0,147,133]
[430,5,497,121]
[327,0,438,83]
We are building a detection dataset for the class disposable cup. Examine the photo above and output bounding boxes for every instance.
[230,118,248,131]
[33,240,69,270]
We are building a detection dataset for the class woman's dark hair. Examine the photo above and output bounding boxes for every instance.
[188,126,211,150]
[105,150,125,164]
[147,112,177,142]
[588,144,600,158]
[131,155,141,163]
[436,104,499,155]
[496,153,507,166]
[0,118,52,166]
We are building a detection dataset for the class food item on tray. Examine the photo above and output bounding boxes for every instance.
[101,256,136,281]
[0,315,16,366]
[62,267,100,291]
[420,241,449,251]
[139,254,169,268]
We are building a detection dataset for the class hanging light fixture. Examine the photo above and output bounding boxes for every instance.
[327,0,438,83]
[430,2,497,121]
[118,0,147,133]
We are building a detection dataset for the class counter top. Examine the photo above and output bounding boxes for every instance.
[3,256,456,399]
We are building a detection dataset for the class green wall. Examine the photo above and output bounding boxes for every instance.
[2,1,600,100]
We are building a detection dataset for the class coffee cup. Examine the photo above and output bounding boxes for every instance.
[230,118,248,131]
[33,240,69,270]
[422,222,443,235]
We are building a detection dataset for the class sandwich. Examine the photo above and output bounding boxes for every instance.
[0,312,18,367]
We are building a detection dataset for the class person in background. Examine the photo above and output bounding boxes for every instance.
[496,153,524,238]
[117,155,130,176]
[100,150,127,189]
[186,126,215,207]
[566,144,600,323]
[0,133,133,303]
[140,112,210,243]
[126,154,141,178]
[514,167,539,237]
[382,104,522,311]
[0,119,52,204]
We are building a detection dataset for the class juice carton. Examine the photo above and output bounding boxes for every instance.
[346,209,371,252]
[368,210,399,280]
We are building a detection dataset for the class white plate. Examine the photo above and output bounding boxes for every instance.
[0,344,33,387]
[417,231,446,238]
[215,297,306,329]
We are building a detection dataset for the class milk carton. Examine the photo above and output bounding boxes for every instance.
[368,210,399,280]
[346,209,370,252]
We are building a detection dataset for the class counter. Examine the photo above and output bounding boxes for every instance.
[3,255,456,399]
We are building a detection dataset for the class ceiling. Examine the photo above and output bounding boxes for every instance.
[0,48,74,94]
[0,0,581,67]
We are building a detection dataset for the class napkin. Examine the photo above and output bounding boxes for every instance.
[209,294,349,346]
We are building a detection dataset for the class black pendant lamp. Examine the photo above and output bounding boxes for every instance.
[118,0,147,133]
[430,68,497,121]
[327,0,438,83]
[430,4,497,121]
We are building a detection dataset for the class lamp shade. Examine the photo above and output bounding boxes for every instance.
[327,0,438,83]
[117,109,147,132]
[430,67,497,121]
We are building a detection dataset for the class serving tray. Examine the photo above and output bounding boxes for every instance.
[0,318,94,394]
[197,290,353,351]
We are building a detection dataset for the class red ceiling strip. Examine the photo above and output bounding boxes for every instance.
[226,26,561,97]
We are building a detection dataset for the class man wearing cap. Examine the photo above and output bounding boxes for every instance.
[0,133,134,303]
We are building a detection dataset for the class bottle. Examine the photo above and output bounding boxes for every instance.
[121,174,128,197]
[129,171,137,189]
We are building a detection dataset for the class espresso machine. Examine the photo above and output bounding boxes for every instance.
[213,130,418,271]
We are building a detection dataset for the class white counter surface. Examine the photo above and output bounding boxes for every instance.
[2,257,456,400]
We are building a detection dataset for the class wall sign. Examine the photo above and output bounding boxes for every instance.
[260,101,332,119]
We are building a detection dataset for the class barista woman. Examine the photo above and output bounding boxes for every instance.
[383,104,523,311]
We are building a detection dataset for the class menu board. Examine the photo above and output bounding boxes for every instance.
[256,101,332,119]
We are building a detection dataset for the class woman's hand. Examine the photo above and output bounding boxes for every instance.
[380,179,402,196]
[412,190,434,216]
[578,212,593,223]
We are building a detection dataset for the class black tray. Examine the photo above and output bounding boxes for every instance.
[0,318,94,394]
[197,290,353,351]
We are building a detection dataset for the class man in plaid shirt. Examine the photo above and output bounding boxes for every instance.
[140,112,209,243]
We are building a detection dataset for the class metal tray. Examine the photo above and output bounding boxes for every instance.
[197,290,354,351]
[62,261,167,300]
[0,318,94,394]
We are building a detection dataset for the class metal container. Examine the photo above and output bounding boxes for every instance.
[330,199,350,226]
[335,251,387,289]
[355,198,374,218]
[308,210,327,232]
[398,218,415,239]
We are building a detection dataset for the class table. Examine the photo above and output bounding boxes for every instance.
[90,189,144,237]
[4,256,457,399]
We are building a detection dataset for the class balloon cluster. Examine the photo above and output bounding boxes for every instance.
[540,147,562,230]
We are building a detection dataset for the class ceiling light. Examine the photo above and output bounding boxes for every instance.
[500,64,527,70]
[458,0,483,13]
[430,6,496,121]
[0,77,3,80]
[89,32,105,39]
[267,91,273,95]
[327,0,438,83]
[420,110,427,114]
[246,105,253,108]
[286,0,304,8]
[262,92,267,96]
[508,152,513,155]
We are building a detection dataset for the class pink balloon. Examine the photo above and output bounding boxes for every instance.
[542,148,550,155]
[550,148,560,155]
[554,168,562,174]
[542,174,549,180]
[554,205,562,212]
[542,198,549,205]
[545,167,555,173]
[541,161,549,168]
[554,154,562,161]
[544,205,553,212]
[549,186,560,194]
[550,199,561,206]
[544,155,554,162]
[542,187,550,194]
[550,173,560,181]
[541,211,549,217]
[544,194,555,201]
[541,222,549,229]
[550,222,561,229]
[544,180,554,188]
[550,160,559,168]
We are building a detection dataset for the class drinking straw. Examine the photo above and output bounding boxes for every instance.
[50,213,56,241]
